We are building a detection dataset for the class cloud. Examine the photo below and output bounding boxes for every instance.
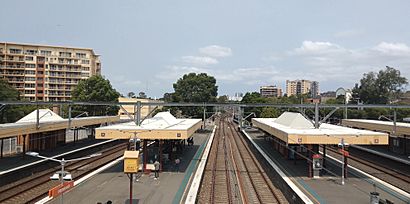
[199,45,232,58]
[181,56,219,66]
[373,42,410,56]
[285,41,410,85]
[291,41,345,55]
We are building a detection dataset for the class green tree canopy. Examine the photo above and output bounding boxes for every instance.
[72,75,120,116]
[0,78,20,101]
[170,73,218,117]
[173,73,218,102]
[0,79,35,123]
[353,66,408,104]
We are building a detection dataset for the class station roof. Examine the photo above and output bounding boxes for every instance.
[0,109,120,139]
[95,112,202,140]
[342,119,410,136]
[252,112,388,145]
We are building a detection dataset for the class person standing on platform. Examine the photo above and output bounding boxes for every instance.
[175,158,180,172]
[154,160,160,180]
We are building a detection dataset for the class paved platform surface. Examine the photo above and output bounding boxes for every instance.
[245,128,409,204]
[48,129,212,204]
[0,138,107,172]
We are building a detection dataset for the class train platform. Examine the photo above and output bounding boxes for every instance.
[0,138,117,175]
[351,145,410,165]
[244,128,410,204]
[46,127,213,204]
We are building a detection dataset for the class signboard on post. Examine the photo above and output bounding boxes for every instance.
[48,181,74,198]
[124,151,140,173]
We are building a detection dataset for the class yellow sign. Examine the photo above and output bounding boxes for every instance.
[123,151,139,173]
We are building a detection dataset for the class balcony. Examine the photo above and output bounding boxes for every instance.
[2,72,25,76]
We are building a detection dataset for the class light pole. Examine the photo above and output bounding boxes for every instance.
[26,151,101,204]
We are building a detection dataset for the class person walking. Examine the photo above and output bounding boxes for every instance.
[154,160,160,180]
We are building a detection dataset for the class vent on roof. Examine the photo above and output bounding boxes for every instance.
[274,112,314,129]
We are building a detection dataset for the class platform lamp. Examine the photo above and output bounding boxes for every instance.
[26,151,102,204]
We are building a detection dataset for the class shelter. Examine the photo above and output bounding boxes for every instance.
[253,112,388,145]
[95,111,202,172]
[252,112,388,177]
[0,109,119,158]
[342,119,410,155]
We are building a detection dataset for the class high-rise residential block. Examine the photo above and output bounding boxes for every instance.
[286,79,319,97]
[0,42,101,101]
[260,85,282,97]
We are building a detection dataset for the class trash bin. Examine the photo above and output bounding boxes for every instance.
[370,192,380,204]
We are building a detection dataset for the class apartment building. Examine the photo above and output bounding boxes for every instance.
[286,79,319,97]
[0,42,101,101]
[260,85,282,97]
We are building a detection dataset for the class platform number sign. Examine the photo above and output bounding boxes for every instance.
[374,138,379,144]
[298,138,302,143]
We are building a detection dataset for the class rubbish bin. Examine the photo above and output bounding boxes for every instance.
[370,192,379,204]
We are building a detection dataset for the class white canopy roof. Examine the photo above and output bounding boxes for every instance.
[16,109,64,123]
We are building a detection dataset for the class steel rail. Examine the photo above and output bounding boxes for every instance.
[1,101,410,109]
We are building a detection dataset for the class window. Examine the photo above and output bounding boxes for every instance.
[40,50,52,56]
[81,60,90,64]
[81,73,90,77]
[25,50,37,55]
[25,83,36,88]
[25,77,36,81]
[9,48,22,54]
[25,56,34,61]
[25,70,36,75]
[59,52,72,57]
[82,67,90,71]
[25,64,36,68]
[24,90,35,95]
[76,53,86,58]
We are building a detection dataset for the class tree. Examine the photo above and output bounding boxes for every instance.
[138,91,147,99]
[217,95,229,103]
[353,66,408,104]
[171,73,218,117]
[127,92,136,98]
[71,75,120,116]
[0,79,35,123]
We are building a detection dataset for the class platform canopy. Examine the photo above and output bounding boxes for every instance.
[342,119,410,136]
[252,112,388,145]
[95,112,202,140]
[0,109,120,139]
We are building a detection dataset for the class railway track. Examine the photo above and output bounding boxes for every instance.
[0,142,127,204]
[325,146,410,193]
[198,116,287,204]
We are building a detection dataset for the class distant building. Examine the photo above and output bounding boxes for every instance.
[260,85,282,97]
[286,79,319,97]
[0,42,101,101]
[228,92,243,101]
[320,91,336,103]
[310,81,320,98]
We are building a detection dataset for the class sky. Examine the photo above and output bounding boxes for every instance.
[1,0,410,98]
